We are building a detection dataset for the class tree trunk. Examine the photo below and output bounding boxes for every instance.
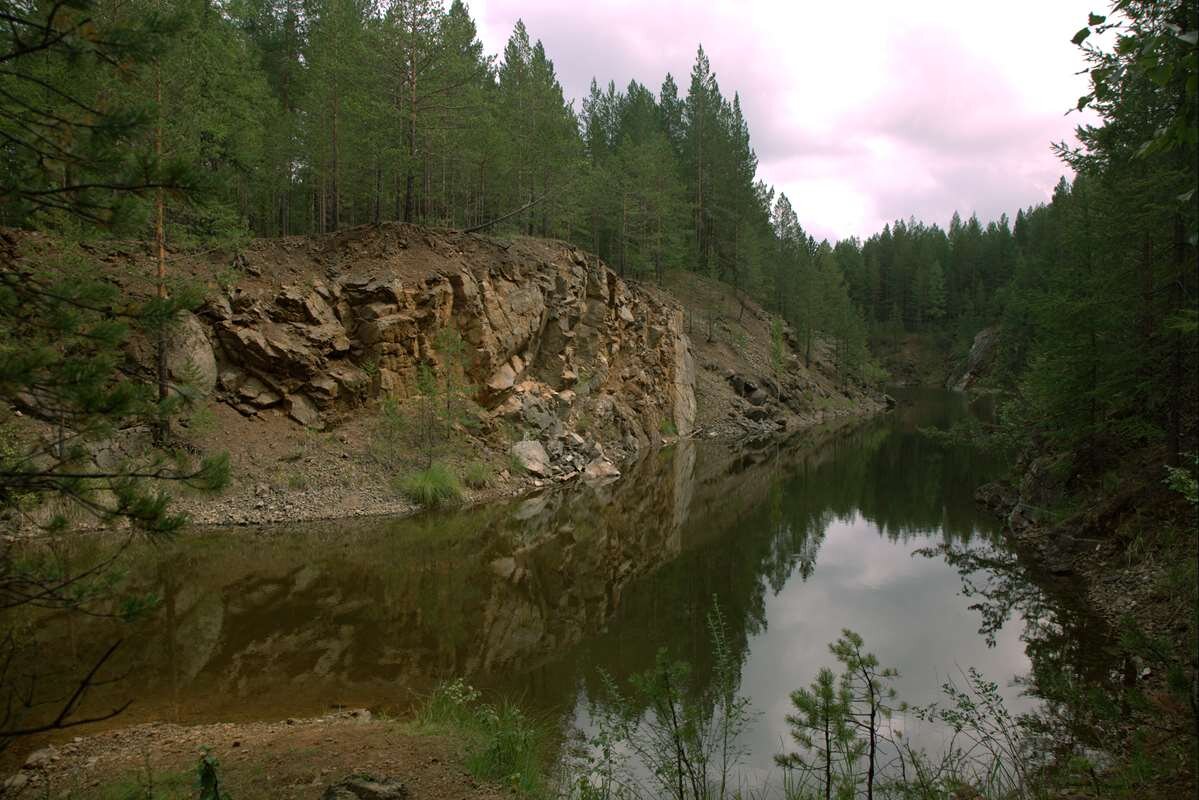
[153,57,169,446]
[330,88,340,232]
[1167,211,1185,466]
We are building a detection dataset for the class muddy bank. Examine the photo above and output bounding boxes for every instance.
[5,711,505,800]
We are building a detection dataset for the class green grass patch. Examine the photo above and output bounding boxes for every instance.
[394,463,463,508]
[84,761,197,800]
[416,679,547,796]
[463,460,493,489]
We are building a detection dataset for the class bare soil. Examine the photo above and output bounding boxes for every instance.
[6,711,507,799]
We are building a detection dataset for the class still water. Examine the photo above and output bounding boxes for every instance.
[40,388,1034,775]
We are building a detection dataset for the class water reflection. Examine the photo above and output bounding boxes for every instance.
[31,388,1028,771]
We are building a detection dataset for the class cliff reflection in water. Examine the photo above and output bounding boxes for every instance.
[38,388,1008,740]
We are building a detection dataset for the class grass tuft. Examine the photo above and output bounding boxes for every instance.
[463,460,493,489]
[394,463,462,508]
[417,679,547,795]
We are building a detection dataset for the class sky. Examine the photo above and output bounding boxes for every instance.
[468,0,1102,243]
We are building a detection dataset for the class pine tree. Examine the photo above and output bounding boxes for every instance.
[776,668,858,800]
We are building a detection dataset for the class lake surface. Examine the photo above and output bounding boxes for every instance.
[35,388,1045,777]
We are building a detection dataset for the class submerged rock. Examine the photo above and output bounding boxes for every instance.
[321,775,408,800]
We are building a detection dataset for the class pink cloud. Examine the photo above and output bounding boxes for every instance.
[470,0,1102,241]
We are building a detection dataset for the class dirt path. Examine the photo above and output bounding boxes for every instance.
[5,711,507,799]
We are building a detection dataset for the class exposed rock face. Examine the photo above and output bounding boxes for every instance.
[203,224,695,453]
[947,325,999,391]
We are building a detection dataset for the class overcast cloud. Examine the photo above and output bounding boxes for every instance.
[469,0,1100,242]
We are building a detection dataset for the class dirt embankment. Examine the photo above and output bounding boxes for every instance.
[7,224,884,527]
[5,711,505,799]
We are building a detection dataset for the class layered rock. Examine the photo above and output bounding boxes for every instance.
[193,224,696,455]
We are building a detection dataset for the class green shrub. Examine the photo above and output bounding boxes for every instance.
[659,418,678,437]
[394,464,462,507]
[419,678,482,729]
[468,701,544,794]
[463,460,493,489]
[418,680,545,795]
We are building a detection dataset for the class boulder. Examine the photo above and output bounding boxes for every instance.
[510,439,550,477]
[218,368,245,392]
[582,457,620,481]
[307,374,340,407]
[287,394,320,427]
[4,773,29,792]
[321,775,408,800]
[487,361,517,392]
[329,364,371,402]
[165,311,218,397]
[757,374,781,399]
[237,376,281,407]
[275,284,339,327]
[23,746,56,770]
[490,557,517,580]
[744,406,772,423]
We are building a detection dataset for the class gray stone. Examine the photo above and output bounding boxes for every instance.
[307,374,339,406]
[490,557,517,580]
[582,458,620,481]
[166,311,218,397]
[23,746,56,770]
[487,361,517,392]
[218,368,245,392]
[321,775,408,800]
[287,394,320,427]
[747,389,770,406]
[745,406,771,423]
[510,439,550,476]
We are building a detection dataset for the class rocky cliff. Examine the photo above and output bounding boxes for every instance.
[946,325,999,391]
[6,224,883,525]
[177,224,694,459]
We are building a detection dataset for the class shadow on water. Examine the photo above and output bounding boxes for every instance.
[22,387,1097,771]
